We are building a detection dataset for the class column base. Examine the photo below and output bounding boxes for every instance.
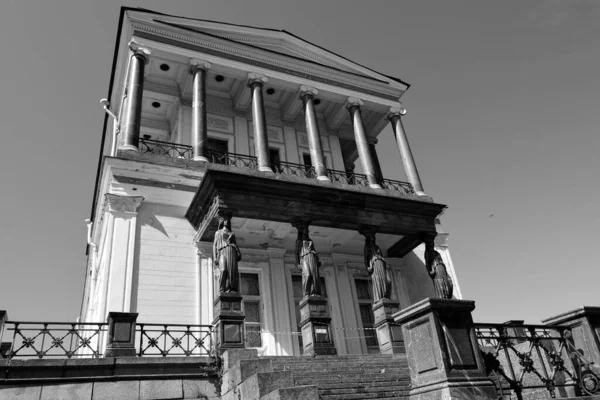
[258,166,274,173]
[193,156,209,162]
[316,175,330,182]
[299,296,336,356]
[369,184,383,189]
[373,299,404,354]
[118,145,140,152]
[213,292,246,351]
[414,191,427,196]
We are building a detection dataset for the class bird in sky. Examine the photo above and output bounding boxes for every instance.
[489,213,495,218]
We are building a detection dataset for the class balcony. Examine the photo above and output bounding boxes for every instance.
[139,138,415,195]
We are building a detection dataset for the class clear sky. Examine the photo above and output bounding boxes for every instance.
[0,0,598,324]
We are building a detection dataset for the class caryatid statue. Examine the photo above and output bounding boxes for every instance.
[213,214,242,293]
[363,231,392,302]
[294,222,322,297]
[424,235,453,299]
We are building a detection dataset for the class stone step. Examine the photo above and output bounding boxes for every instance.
[274,366,408,374]
[319,385,410,395]
[294,372,409,383]
[319,391,409,399]
[316,379,411,390]
[260,385,319,400]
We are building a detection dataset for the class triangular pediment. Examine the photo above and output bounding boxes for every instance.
[126,9,407,89]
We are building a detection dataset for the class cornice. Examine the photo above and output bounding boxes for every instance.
[129,20,403,100]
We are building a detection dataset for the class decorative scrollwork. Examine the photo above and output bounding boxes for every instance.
[136,323,214,357]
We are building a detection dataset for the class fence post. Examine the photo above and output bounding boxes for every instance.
[0,311,9,358]
[104,312,138,357]
[394,298,497,400]
[543,307,600,366]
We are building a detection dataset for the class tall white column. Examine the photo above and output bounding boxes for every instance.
[346,98,382,189]
[102,194,144,316]
[120,41,150,151]
[387,106,425,195]
[268,248,294,355]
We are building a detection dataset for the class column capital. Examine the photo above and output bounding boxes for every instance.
[128,40,151,63]
[299,85,319,99]
[345,97,364,110]
[247,73,268,87]
[189,58,211,73]
[104,194,144,214]
[386,106,407,120]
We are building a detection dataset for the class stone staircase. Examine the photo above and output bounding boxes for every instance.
[267,354,411,400]
[220,350,411,400]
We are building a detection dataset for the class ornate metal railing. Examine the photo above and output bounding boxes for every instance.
[273,160,316,179]
[475,323,600,397]
[380,178,415,194]
[136,323,215,357]
[206,149,258,169]
[139,138,193,159]
[327,169,370,187]
[1,321,107,359]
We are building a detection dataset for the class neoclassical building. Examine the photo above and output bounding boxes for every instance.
[80,7,462,356]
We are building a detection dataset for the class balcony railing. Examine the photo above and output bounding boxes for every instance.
[138,144,414,194]
[136,323,214,357]
[139,138,193,159]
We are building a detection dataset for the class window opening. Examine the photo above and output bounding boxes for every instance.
[270,148,282,173]
[354,279,378,350]
[240,273,262,348]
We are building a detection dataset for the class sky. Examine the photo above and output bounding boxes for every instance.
[0,0,599,325]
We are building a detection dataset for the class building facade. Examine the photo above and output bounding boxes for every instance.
[80,8,462,357]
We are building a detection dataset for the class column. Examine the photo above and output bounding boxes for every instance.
[368,138,384,184]
[387,107,425,195]
[120,41,151,151]
[190,59,211,162]
[248,73,272,172]
[346,98,382,189]
[102,194,144,316]
[300,86,329,181]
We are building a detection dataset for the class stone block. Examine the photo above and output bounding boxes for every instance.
[238,371,293,400]
[222,348,258,372]
[40,383,93,400]
[140,379,183,400]
[92,381,140,400]
[260,385,319,400]
[222,358,273,394]
[183,378,219,398]
[0,386,42,400]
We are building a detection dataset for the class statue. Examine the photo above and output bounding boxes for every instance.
[213,215,241,293]
[424,236,453,299]
[295,223,322,297]
[363,232,392,302]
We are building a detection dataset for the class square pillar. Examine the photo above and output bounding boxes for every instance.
[373,299,405,354]
[394,298,497,400]
[0,311,9,358]
[299,296,336,356]
[214,292,246,351]
[104,312,138,357]
[543,307,600,366]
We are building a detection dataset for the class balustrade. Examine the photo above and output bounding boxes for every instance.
[138,143,415,194]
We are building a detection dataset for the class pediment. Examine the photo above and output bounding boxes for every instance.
[127,9,407,90]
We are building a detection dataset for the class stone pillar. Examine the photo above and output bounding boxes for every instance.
[387,107,425,195]
[373,299,405,354]
[543,307,600,366]
[300,86,329,181]
[190,59,211,162]
[368,139,384,184]
[346,98,382,189]
[120,41,150,152]
[248,73,272,172]
[0,311,8,350]
[394,298,497,400]
[104,311,138,357]
[103,194,144,316]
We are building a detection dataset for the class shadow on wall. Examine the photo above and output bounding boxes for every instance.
[402,244,438,304]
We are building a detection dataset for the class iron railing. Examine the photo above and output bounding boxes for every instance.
[137,143,415,195]
[273,160,316,179]
[139,138,193,159]
[475,323,600,398]
[1,321,107,359]
[136,323,215,357]
[327,169,370,187]
[205,149,258,169]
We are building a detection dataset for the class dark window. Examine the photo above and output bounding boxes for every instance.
[206,139,228,164]
[270,148,282,173]
[241,273,262,348]
[302,153,315,178]
[354,279,378,348]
